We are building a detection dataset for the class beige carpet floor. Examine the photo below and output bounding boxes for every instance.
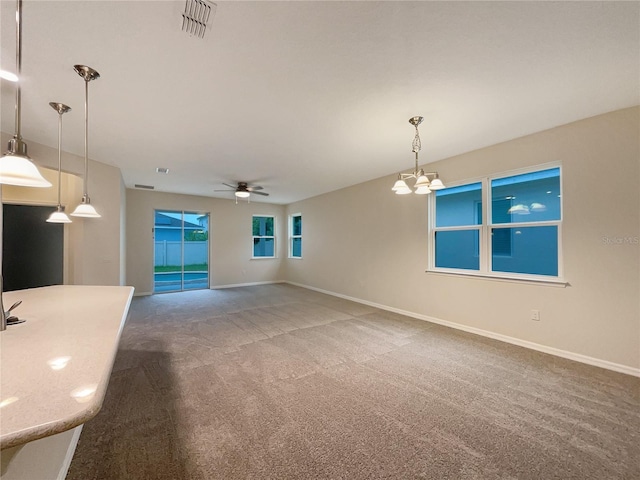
[68,284,640,479]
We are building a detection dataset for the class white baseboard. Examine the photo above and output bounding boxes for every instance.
[212,280,284,290]
[286,281,640,378]
[134,291,152,297]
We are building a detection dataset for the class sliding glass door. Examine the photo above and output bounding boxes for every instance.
[154,210,209,293]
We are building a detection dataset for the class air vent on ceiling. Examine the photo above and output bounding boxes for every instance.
[181,0,216,39]
[156,167,169,174]
[134,184,155,190]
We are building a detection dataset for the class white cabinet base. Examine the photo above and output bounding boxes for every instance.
[1,425,83,480]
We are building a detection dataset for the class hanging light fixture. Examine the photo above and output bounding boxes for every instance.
[1,0,46,333]
[391,116,446,195]
[71,65,101,218]
[0,0,51,188]
[47,103,72,224]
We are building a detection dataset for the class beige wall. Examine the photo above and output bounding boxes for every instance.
[126,189,286,294]
[285,107,640,370]
[4,108,638,371]
[1,133,126,286]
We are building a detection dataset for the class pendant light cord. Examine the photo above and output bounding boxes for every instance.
[83,79,89,197]
[14,0,22,139]
[57,113,62,204]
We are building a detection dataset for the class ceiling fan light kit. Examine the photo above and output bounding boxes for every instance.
[215,182,269,204]
[392,116,446,195]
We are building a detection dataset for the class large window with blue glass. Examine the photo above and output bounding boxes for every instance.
[252,215,276,258]
[430,166,562,279]
[290,214,302,258]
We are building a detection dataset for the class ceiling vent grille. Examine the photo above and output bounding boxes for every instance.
[181,0,216,39]
[134,184,155,190]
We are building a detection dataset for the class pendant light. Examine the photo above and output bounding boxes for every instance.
[1,0,46,333]
[71,65,101,218]
[47,103,72,223]
[0,0,51,188]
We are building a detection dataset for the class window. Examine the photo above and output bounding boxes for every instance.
[433,182,482,270]
[252,215,275,258]
[289,214,302,258]
[429,166,562,280]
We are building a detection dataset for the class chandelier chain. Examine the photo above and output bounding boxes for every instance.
[412,126,421,154]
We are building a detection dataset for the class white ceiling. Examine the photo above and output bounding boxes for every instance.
[1,1,638,204]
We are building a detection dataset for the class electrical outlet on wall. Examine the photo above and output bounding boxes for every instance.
[530,310,540,321]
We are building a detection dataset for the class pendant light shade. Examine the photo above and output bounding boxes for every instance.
[428,176,445,190]
[395,185,412,195]
[47,102,72,224]
[414,174,430,188]
[47,205,72,223]
[71,65,101,218]
[414,172,433,194]
[0,150,51,187]
[71,201,100,217]
[0,0,51,189]
[414,185,432,195]
[392,178,409,192]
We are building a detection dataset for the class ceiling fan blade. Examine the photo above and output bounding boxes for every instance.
[222,183,237,189]
[251,191,269,196]
[213,189,235,192]
[247,185,264,191]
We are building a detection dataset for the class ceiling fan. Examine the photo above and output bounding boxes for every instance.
[215,182,269,202]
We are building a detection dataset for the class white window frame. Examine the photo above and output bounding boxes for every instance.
[428,162,566,286]
[289,213,302,259]
[252,214,276,259]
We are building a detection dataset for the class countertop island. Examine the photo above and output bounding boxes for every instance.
[0,285,134,479]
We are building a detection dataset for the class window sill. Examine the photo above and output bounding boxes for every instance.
[426,269,569,287]
[288,256,303,260]
[251,256,277,260]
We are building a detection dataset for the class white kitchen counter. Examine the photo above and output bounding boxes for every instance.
[0,285,134,451]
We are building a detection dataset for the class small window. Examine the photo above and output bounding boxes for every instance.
[252,215,275,258]
[430,166,562,280]
[289,214,302,258]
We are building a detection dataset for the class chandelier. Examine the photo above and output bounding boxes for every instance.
[391,116,445,195]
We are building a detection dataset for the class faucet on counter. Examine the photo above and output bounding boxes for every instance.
[0,275,25,331]
[1,275,5,331]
